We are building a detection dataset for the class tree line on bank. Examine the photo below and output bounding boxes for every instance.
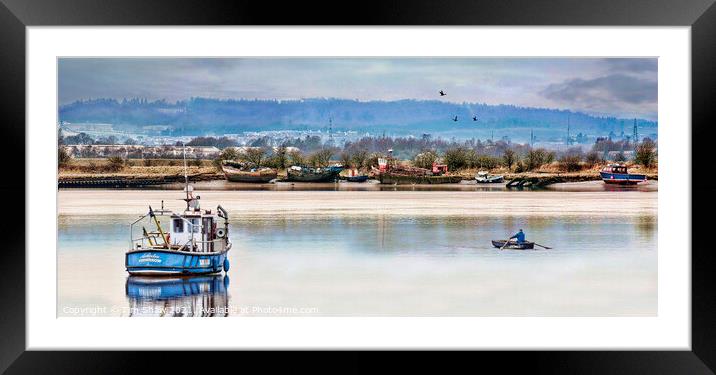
[214,137,657,172]
[58,131,657,172]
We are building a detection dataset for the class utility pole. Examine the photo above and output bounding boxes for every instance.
[530,129,534,148]
[329,117,333,142]
[633,118,638,150]
[567,114,571,145]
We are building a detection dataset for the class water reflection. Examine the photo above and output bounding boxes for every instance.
[125,275,229,317]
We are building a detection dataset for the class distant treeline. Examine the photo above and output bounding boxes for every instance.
[59,97,657,138]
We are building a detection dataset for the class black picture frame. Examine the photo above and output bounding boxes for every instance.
[1,0,714,373]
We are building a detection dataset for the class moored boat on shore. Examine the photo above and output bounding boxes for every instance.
[346,175,369,182]
[222,161,277,183]
[599,164,646,185]
[476,171,504,183]
[286,165,343,182]
[378,173,463,185]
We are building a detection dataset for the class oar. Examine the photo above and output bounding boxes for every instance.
[499,239,511,250]
[534,242,552,249]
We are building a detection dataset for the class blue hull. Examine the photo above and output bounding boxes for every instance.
[126,249,228,275]
[600,171,646,185]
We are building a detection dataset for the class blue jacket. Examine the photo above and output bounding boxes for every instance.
[510,231,525,242]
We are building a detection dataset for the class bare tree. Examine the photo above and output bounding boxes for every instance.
[309,149,334,168]
[241,147,267,167]
[634,138,657,168]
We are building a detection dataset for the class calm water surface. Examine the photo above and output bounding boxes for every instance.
[58,191,657,317]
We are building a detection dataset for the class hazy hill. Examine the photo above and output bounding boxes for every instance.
[59,98,657,141]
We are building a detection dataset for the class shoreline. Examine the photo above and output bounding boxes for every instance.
[58,168,658,188]
[58,189,657,217]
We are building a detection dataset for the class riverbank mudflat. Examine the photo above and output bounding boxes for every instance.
[58,189,657,217]
[57,162,658,186]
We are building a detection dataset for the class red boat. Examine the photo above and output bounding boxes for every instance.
[599,164,646,185]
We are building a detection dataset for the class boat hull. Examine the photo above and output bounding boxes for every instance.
[346,175,369,182]
[491,240,535,250]
[476,176,504,183]
[378,174,463,185]
[286,169,342,182]
[600,172,646,185]
[126,249,229,275]
[222,166,277,183]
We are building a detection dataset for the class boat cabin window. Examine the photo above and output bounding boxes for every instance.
[172,218,184,233]
[190,218,200,233]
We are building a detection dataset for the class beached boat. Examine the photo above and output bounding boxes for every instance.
[126,152,232,276]
[346,175,369,182]
[475,171,504,183]
[286,165,343,182]
[600,163,646,185]
[491,240,536,250]
[374,162,462,184]
[222,162,277,183]
[378,173,463,185]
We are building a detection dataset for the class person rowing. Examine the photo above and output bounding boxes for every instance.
[509,229,526,244]
[497,229,551,250]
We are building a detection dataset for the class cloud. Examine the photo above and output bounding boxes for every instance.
[59,58,658,119]
[540,74,657,116]
[603,58,657,73]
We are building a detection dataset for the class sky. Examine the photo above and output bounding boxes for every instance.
[58,58,658,120]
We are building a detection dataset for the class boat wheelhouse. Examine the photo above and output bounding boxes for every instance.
[599,163,647,185]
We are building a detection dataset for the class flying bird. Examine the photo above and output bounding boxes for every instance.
[452,116,458,122]
[439,90,446,96]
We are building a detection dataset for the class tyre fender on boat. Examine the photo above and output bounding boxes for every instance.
[223,258,230,272]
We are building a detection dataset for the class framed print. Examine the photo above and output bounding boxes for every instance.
[2,0,715,372]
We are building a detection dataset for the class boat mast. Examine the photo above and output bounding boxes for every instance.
[183,142,189,210]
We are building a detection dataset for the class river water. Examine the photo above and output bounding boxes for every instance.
[58,182,657,317]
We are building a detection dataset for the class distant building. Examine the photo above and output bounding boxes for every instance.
[62,144,221,159]
[229,146,301,155]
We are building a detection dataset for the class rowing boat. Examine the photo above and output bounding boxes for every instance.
[491,240,535,250]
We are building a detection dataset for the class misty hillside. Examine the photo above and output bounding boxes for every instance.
[59,98,657,139]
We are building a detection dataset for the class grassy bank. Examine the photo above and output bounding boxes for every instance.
[59,158,222,181]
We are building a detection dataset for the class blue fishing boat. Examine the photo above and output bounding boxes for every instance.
[126,148,232,276]
[600,163,646,185]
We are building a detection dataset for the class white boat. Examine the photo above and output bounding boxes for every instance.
[475,171,504,183]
